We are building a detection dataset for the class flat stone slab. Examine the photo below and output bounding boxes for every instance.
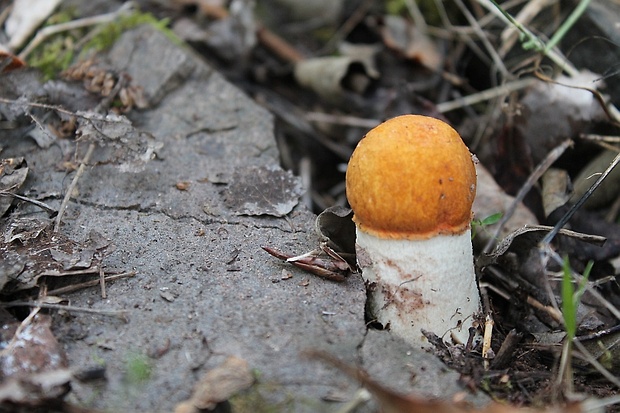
[2,25,490,411]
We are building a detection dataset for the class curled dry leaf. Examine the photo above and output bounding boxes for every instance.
[477,224,606,270]
[174,356,254,413]
[294,44,379,104]
[262,245,350,282]
[378,15,443,71]
[315,205,356,269]
[262,206,356,282]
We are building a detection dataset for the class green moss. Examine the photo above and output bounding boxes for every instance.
[28,36,76,79]
[80,10,180,55]
[27,8,180,80]
[124,351,152,385]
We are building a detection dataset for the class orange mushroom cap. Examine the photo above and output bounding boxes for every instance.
[346,114,477,240]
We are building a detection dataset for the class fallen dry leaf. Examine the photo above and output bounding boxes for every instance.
[378,15,443,71]
[0,313,68,378]
[174,356,254,413]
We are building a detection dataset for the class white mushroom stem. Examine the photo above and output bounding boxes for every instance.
[355,228,480,346]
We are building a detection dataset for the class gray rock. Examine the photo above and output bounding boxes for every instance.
[3,25,490,411]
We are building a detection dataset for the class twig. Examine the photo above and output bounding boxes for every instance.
[18,2,136,59]
[580,133,620,144]
[46,271,136,296]
[305,112,381,129]
[435,77,536,113]
[0,96,81,117]
[490,329,523,369]
[54,142,95,232]
[453,0,510,78]
[526,295,563,324]
[99,266,106,299]
[482,313,495,369]
[53,70,128,232]
[404,0,428,33]
[0,3,12,28]
[1,301,129,321]
[256,24,304,64]
[0,191,56,215]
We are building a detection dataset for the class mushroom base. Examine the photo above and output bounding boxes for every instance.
[356,228,480,347]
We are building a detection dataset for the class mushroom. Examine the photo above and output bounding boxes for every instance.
[345,114,480,346]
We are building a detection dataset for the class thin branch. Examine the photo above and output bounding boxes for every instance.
[46,271,136,296]
[453,0,510,78]
[436,77,536,113]
[18,2,136,59]
[0,191,56,215]
[1,301,129,321]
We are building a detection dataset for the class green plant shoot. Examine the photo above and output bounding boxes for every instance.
[471,212,502,240]
[490,0,592,55]
[561,256,592,340]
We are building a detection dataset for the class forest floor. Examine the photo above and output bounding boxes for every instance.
[0,0,619,412]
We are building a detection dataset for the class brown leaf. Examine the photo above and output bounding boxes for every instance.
[1,314,68,378]
[379,15,443,71]
[174,356,254,413]
[0,219,111,293]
